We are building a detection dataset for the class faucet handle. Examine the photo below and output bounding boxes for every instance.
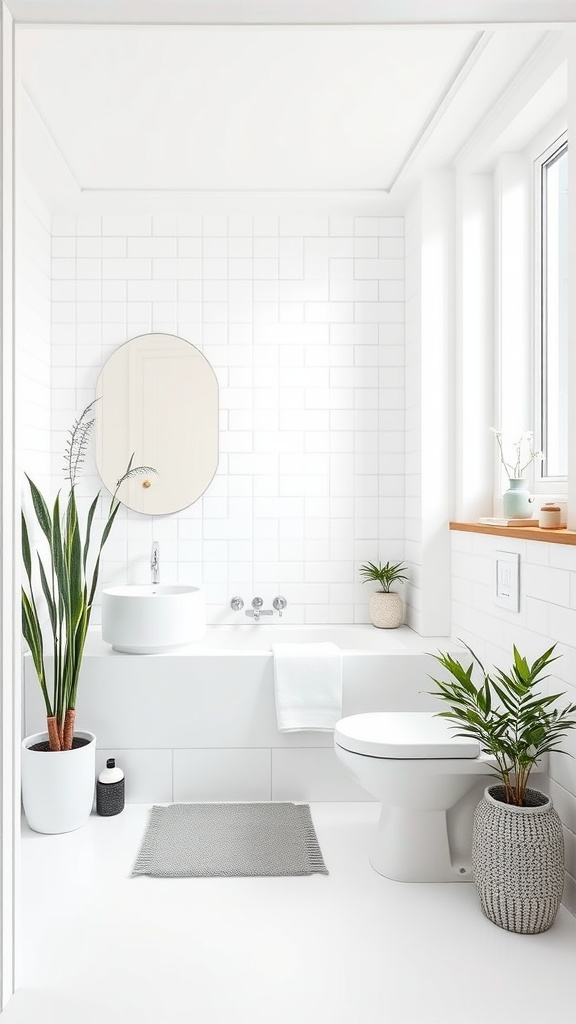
[273,596,287,616]
[230,596,244,612]
[252,597,263,609]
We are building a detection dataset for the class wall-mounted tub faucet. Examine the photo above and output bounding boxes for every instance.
[246,597,273,623]
[151,541,160,585]
[230,596,288,620]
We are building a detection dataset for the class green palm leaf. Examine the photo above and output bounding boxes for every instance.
[428,641,575,806]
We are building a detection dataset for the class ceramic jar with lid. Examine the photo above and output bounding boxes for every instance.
[538,504,562,529]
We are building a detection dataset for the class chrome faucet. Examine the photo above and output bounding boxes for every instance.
[151,541,159,585]
[245,597,273,622]
[231,596,288,621]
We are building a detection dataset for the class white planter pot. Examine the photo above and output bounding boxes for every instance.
[369,591,403,629]
[21,730,96,835]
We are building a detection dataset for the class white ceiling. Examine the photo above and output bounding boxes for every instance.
[20,26,484,192]
[8,1,576,26]
[19,23,563,201]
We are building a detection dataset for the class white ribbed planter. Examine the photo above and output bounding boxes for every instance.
[472,785,564,934]
[21,730,96,835]
[369,591,403,629]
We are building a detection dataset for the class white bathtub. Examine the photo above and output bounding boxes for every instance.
[84,623,449,654]
[24,626,462,804]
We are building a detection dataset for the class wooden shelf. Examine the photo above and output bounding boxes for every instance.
[449,522,576,545]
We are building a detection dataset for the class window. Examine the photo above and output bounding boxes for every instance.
[536,136,568,483]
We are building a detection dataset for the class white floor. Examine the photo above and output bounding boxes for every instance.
[3,803,576,1024]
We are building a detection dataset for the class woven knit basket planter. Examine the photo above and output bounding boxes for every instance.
[369,592,403,629]
[472,785,564,934]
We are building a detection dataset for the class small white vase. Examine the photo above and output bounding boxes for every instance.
[369,591,403,629]
[21,730,96,834]
[502,478,534,519]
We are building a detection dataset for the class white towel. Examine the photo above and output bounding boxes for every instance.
[272,642,342,733]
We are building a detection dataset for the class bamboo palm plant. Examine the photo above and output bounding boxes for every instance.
[359,560,408,592]
[21,402,155,752]
[429,643,576,806]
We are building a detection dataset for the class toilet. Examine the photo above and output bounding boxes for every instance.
[334,711,497,883]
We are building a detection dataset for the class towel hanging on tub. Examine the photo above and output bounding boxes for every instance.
[272,642,343,732]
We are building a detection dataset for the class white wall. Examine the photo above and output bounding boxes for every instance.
[49,212,406,625]
[404,194,422,631]
[451,529,576,915]
[403,176,453,637]
[17,187,51,490]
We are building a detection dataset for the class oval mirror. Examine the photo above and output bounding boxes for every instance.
[95,333,219,515]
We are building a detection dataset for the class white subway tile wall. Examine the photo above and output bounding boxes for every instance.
[451,530,576,915]
[50,214,405,624]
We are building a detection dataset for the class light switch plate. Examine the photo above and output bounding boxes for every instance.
[495,550,520,611]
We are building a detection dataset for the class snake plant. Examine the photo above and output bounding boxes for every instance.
[21,402,155,751]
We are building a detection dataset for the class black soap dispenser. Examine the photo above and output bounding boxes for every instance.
[96,758,125,816]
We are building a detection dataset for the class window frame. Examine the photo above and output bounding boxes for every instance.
[533,131,568,494]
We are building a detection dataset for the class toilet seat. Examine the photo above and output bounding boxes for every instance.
[334,712,480,759]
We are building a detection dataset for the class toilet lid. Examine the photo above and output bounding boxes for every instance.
[334,712,480,759]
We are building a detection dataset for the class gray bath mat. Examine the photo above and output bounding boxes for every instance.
[132,802,328,877]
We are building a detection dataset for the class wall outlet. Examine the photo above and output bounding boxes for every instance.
[495,550,520,611]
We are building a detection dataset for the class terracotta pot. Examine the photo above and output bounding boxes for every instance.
[472,785,564,934]
[369,591,403,629]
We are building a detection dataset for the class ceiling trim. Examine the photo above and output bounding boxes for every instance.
[80,188,391,198]
[7,1,576,26]
[455,30,568,171]
[388,29,489,192]
[60,189,406,217]
[21,84,82,191]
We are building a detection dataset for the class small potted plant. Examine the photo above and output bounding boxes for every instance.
[359,560,408,628]
[21,403,154,834]
[430,643,576,933]
[490,427,542,518]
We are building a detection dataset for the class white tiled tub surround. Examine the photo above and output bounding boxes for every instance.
[50,213,405,626]
[23,625,457,804]
[451,529,576,915]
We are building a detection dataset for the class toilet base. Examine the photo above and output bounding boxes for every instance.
[369,804,474,883]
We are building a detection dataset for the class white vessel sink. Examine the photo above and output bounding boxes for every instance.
[101,584,205,654]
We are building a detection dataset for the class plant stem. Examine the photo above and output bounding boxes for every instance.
[46,716,61,752]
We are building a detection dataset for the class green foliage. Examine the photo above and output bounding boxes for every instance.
[21,405,156,748]
[359,560,408,593]
[429,643,576,806]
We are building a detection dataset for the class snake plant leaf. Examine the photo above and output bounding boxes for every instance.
[37,554,56,634]
[83,493,100,573]
[21,511,32,582]
[25,474,52,542]
[66,493,83,629]
[51,493,69,615]
[99,497,122,551]
[21,588,52,716]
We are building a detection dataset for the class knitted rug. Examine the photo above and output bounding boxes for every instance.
[132,802,328,877]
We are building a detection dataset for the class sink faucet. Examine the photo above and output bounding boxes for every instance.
[151,541,159,585]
